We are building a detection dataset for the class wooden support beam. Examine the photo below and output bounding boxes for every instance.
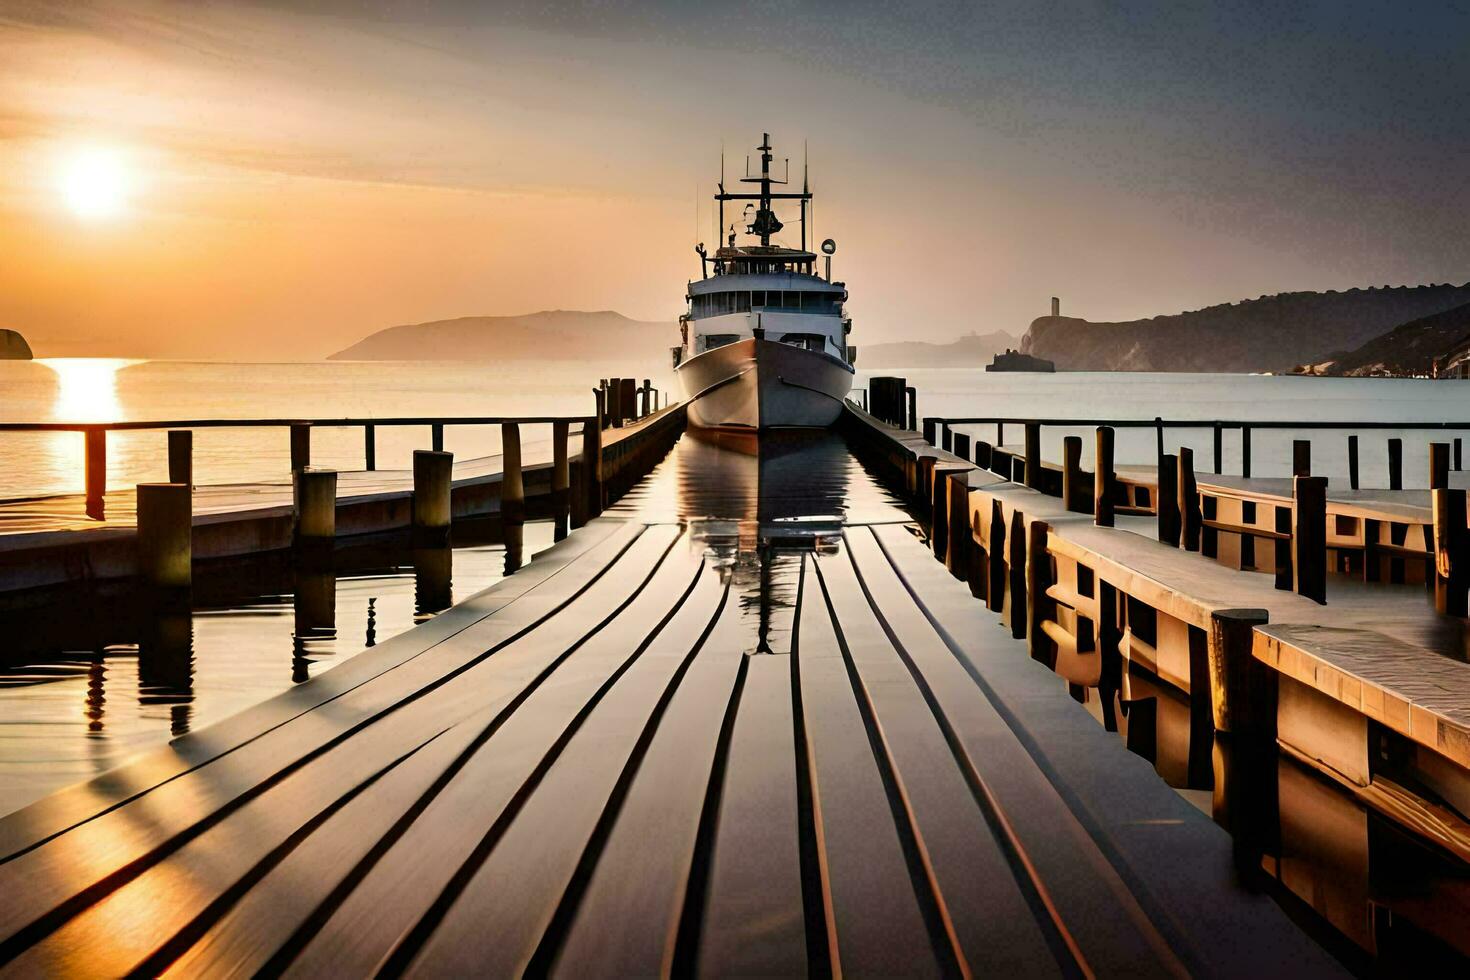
[1347,434,1358,490]
[1206,609,1273,737]
[364,423,376,471]
[293,468,336,545]
[1292,439,1311,477]
[922,417,938,446]
[1388,437,1403,490]
[1026,520,1055,666]
[1241,426,1252,478]
[501,422,525,526]
[84,427,106,520]
[1024,422,1042,490]
[1008,508,1026,640]
[1062,435,1088,513]
[137,483,192,592]
[619,378,637,424]
[946,471,968,581]
[553,420,571,536]
[1433,487,1468,616]
[1293,476,1328,604]
[1213,423,1223,475]
[290,422,311,473]
[412,450,453,540]
[1457,437,1464,472]
[1095,426,1115,528]
[1430,441,1450,490]
[431,422,445,453]
[987,498,1006,613]
[1179,447,1201,552]
[167,430,192,488]
[1157,453,1180,546]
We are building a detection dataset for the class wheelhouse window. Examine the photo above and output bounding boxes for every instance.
[692,289,841,319]
[778,332,828,353]
[703,333,741,351]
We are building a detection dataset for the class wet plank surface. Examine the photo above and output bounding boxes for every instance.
[0,509,1342,976]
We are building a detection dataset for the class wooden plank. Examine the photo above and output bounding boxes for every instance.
[0,524,679,955]
[0,518,634,861]
[816,541,1058,976]
[792,553,942,976]
[398,556,743,975]
[271,531,713,976]
[692,655,807,978]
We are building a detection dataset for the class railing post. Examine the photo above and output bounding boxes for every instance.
[1026,519,1055,666]
[412,450,453,542]
[1158,453,1180,546]
[1023,422,1041,490]
[987,498,1006,612]
[364,423,376,471]
[432,422,445,453]
[501,422,525,527]
[137,483,192,593]
[1293,476,1327,604]
[581,395,605,522]
[553,420,570,538]
[1292,439,1311,477]
[1062,435,1087,513]
[293,468,336,548]
[1213,423,1223,474]
[85,427,106,520]
[1433,487,1468,616]
[953,431,971,462]
[290,422,311,473]
[1388,437,1402,490]
[904,385,916,430]
[167,430,192,488]
[1179,447,1201,551]
[619,379,637,425]
[606,378,622,428]
[923,417,938,446]
[1430,441,1450,490]
[941,422,953,454]
[1095,426,1115,528]
[1154,416,1164,462]
[642,379,653,419]
[1241,425,1252,479]
[1456,437,1464,472]
[1347,435,1359,490]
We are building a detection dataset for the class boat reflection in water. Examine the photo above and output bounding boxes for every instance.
[1065,651,1470,970]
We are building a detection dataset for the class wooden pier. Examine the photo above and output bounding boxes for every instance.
[0,409,1351,976]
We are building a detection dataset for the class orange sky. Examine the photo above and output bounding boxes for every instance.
[3,1,1468,359]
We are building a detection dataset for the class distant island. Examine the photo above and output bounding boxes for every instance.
[1292,301,1470,377]
[1022,283,1470,373]
[0,329,32,360]
[329,310,672,362]
[859,331,1018,369]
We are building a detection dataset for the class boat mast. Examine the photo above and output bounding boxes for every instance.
[757,133,774,246]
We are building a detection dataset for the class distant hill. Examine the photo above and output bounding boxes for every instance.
[1020,283,1470,373]
[861,331,1018,369]
[329,310,674,362]
[1296,301,1470,377]
[0,329,32,360]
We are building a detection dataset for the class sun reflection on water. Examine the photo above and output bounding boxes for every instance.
[38,358,138,423]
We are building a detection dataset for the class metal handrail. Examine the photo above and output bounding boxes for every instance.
[0,415,595,432]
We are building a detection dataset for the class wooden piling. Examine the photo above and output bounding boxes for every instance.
[136,483,192,591]
[1347,435,1358,490]
[501,422,525,527]
[364,423,376,471]
[987,499,1006,612]
[412,450,453,539]
[946,471,968,581]
[1008,509,1026,640]
[1026,520,1055,665]
[553,420,571,532]
[1206,609,1273,737]
[1433,488,1468,616]
[1157,453,1180,546]
[167,430,192,487]
[1430,441,1450,490]
[1095,426,1115,528]
[1292,439,1311,477]
[1241,426,1252,478]
[293,468,336,545]
[1213,423,1223,474]
[1062,435,1087,513]
[1179,447,1201,552]
[1388,437,1403,490]
[1293,476,1327,604]
[290,422,311,473]
[930,463,947,560]
[1024,422,1042,490]
[85,427,106,519]
[575,397,604,526]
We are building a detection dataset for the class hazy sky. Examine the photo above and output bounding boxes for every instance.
[2,0,1469,358]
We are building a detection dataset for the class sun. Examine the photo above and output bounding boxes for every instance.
[57,147,130,220]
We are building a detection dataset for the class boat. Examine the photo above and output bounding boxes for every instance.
[672,134,855,429]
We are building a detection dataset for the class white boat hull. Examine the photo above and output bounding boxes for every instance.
[676,338,854,429]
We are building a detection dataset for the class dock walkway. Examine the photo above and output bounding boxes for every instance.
[0,437,1339,975]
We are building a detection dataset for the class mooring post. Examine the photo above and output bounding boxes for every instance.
[137,483,192,592]
[1432,487,1468,616]
[431,422,445,453]
[293,468,336,547]
[606,378,622,429]
[1430,441,1450,491]
[620,378,637,424]
[85,427,106,519]
[1157,453,1180,546]
[553,420,570,537]
[167,430,193,488]
[1095,426,1115,527]
[1206,609,1274,737]
[1009,509,1027,640]
[930,464,947,560]
[1179,447,1201,551]
[947,471,969,581]
[1023,422,1041,490]
[1293,476,1328,604]
[1213,423,1223,475]
[1241,425,1252,479]
[1292,439,1311,477]
[1388,437,1403,490]
[364,423,376,471]
[290,422,311,473]
[501,422,525,528]
[1026,519,1055,666]
[412,450,453,542]
[1347,435,1359,490]
[923,418,938,447]
[987,498,1007,612]
[1062,435,1087,513]
[953,431,971,462]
